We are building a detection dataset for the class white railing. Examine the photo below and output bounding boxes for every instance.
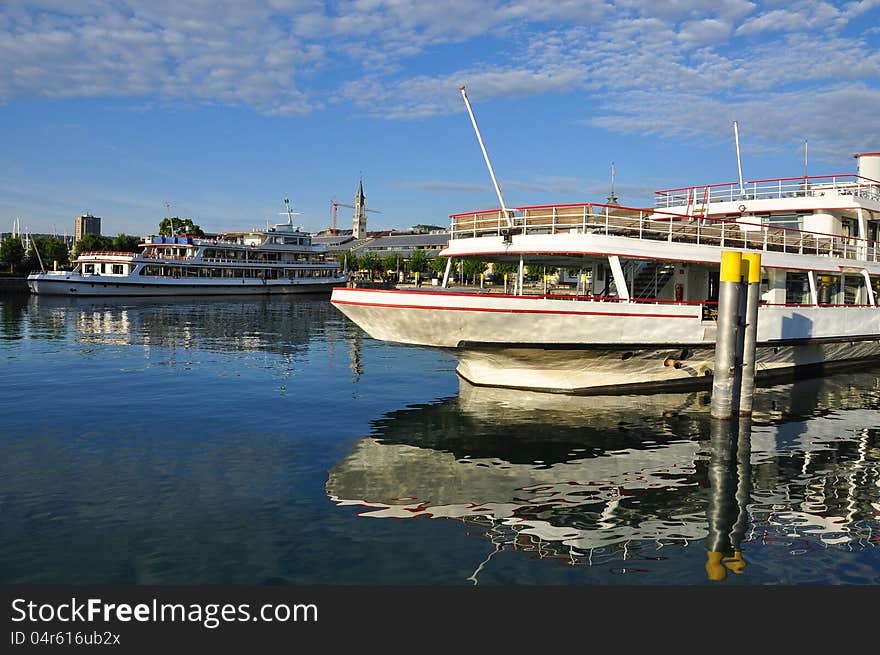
[448,202,880,263]
[655,175,880,209]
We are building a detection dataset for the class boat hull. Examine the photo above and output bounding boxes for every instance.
[28,274,346,297]
[331,287,880,393]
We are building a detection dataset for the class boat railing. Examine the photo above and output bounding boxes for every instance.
[76,251,139,259]
[654,174,880,209]
[139,253,193,261]
[448,202,880,262]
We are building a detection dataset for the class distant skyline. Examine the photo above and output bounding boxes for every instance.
[2,1,879,236]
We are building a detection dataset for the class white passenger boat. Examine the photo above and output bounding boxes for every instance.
[332,151,880,393]
[28,206,347,297]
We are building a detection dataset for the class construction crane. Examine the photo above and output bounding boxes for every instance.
[330,197,381,235]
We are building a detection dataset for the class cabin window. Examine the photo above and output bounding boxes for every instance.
[844,275,866,305]
[785,272,810,304]
[817,275,836,304]
[83,264,94,274]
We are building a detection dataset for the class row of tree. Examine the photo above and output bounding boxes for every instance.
[0,233,143,275]
[342,249,496,284]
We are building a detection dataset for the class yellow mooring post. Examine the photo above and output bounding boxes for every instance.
[739,253,762,416]
[711,251,745,420]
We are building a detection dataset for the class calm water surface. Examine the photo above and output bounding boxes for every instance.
[1,294,878,584]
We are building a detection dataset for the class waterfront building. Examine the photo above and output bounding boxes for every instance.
[74,214,101,243]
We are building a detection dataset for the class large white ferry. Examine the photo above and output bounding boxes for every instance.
[28,206,347,297]
[332,150,880,393]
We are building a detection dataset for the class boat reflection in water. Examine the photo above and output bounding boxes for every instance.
[328,375,880,583]
[3,293,340,354]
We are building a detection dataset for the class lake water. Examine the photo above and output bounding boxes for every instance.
[1,294,878,585]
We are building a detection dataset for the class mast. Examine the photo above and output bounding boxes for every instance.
[804,140,809,180]
[459,86,512,228]
[29,230,46,273]
[733,120,745,199]
[284,197,293,226]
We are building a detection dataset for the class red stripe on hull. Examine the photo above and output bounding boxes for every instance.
[332,299,699,319]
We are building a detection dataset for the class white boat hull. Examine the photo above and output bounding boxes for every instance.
[331,287,880,393]
[28,273,347,297]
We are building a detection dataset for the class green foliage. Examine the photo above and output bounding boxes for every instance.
[159,217,204,237]
[359,252,381,274]
[0,237,25,274]
[112,234,142,252]
[25,236,71,272]
[491,262,518,276]
[431,256,448,275]
[408,249,430,274]
[73,233,114,259]
[461,258,488,282]
[341,251,359,272]
[381,253,401,273]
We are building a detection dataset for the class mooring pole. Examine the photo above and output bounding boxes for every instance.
[711,251,744,420]
[738,252,761,416]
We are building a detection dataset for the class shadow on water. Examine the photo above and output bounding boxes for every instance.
[328,374,880,584]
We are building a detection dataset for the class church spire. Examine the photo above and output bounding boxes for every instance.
[353,177,367,239]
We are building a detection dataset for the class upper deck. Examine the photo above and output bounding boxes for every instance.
[654,174,880,212]
[447,173,880,264]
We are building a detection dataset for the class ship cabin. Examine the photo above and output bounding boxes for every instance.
[443,153,880,315]
[71,223,341,282]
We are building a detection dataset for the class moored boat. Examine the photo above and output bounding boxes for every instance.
[331,103,880,393]
[28,204,347,297]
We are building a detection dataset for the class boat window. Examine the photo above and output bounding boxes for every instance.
[112,264,123,275]
[785,272,810,304]
[844,274,865,305]
[817,274,837,304]
[83,264,94,274]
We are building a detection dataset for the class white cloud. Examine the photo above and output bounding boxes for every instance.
[1,0,879,156]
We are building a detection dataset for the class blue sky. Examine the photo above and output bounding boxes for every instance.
[2,0,879,237]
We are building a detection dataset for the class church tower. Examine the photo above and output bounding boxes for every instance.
[353,179,367,239]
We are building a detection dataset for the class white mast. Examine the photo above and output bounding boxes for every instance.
[804,140,809,179]
[459,85,513,228]
[733,120,745,198]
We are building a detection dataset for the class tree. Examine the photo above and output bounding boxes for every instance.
[462,258,488,283]
[359,252,381,277]
[73,233,114,259]
[25,236,70,271]
[408,249,429,274]
[491,262,518,276]
[381,253,401,275]
[341,251,359,273]
[112,234,142,252]
[159,216,204,236]
[0,237,25,274]
[431,256,448,276]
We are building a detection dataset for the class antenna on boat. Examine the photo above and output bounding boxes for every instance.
[278,196,303,228]
[733,120,746,198]
[459,85,513,228]
[607,161,619,205]
[284,197,293,226]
